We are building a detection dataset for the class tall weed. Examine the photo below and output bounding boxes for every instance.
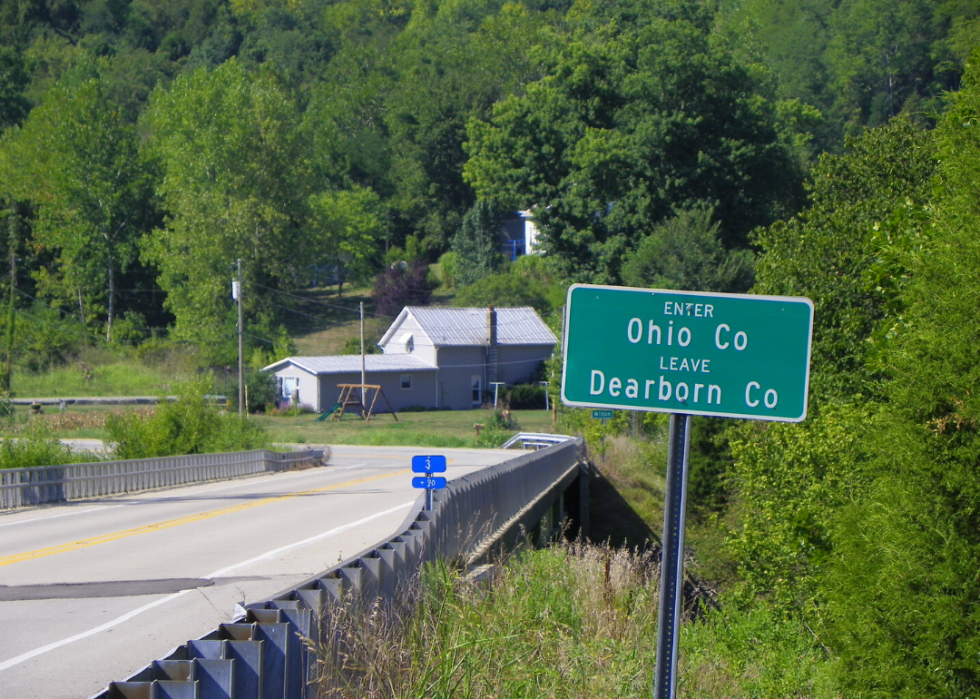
[0,420,100,468]
[105,378,268,458]
[313,543,834,698]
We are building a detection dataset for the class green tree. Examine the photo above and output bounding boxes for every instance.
[465,3,803,283]
[383,2,555,256]
[752,117,936,403]
[826,0,953,130]
[822,52,980,698]
[308,185,385,296]
[0,66,157,340]
[452,272,550,314]
[0,45,30,129]
[620,205,755,293]
[450,200,503,286]
[144,59,307,358]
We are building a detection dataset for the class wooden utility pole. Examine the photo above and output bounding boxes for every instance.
[235,259,244,416]
[360,301,366,411]
[1,207,17,393]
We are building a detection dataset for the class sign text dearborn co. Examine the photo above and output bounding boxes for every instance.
[561,285,814,422]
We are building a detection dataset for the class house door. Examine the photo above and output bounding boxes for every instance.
[471,376,482,406]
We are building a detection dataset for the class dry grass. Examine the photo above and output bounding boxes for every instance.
[309,541,835,699]
[3,406,155,437]
[313,541,663,699]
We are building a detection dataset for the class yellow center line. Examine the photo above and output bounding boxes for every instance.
[0,469,410,568]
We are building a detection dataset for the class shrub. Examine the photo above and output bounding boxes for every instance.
[372,260,436,316]
[341,336,378,355]
[225,368,278,414]
[509,383,546,409]
[452,273,550,313]
[0,419,99,468]
[451,200,504,286]
[436,251,459,289]
[106,378,268,458]
[108,312,150,346]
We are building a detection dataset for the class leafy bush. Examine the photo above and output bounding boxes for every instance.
[106,378,268,459]
[225,368,278,414]
[108,312,150,346]
[1,420,99,469]
[452,272,551,313]
[340,336,378,355]
[450,200,504,286]
[476,408,516,447]
[508,383,546,409]
[726,404,872,611]
[12,302,82,372]
[435,251,459,289]
[372,260,436,317]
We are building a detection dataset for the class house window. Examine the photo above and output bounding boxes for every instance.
[282,376,298,400]
[398,333,413,353]
[401,374,412,390]
[471,376,481,405]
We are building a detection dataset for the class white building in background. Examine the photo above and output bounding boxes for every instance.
[500,210,542,261]
[264,306,556,413]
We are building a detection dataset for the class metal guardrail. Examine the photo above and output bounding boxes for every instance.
[0,450,325,509]
[93,438,587,699]
[501,432,574,450]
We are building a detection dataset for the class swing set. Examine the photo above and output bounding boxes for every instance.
[318,384,399,422]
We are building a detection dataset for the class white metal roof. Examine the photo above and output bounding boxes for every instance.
[264,354,436,375]
[379,307,557,348]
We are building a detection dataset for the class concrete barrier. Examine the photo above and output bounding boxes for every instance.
[0,449,325,509]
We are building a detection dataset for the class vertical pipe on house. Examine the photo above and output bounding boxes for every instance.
[487,306,498,390]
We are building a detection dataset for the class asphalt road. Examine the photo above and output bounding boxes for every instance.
[0,445,522,699]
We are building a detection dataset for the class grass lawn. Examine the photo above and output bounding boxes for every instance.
[7,403,557,449]
[12,360,177,398]
[281,282,455,356]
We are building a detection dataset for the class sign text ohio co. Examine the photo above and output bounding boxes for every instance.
[561,285,814,422]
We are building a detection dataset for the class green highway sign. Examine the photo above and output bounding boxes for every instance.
[561,285,814,422]
[592,409,614,419]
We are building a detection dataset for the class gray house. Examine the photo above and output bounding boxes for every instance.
[264,306,557,412]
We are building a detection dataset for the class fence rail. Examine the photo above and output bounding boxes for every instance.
[0,449,325,509]
[92,438,587,699]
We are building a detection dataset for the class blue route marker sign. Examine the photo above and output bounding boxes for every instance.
[411,455,447,473]
[412,476,447,489]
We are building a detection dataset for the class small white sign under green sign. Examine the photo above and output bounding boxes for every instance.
[561,285,814,422]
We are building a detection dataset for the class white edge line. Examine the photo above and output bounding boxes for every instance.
[0,500,414,672]
[0,590,191,672]
[206,500,412,577]
[0,505,120,529]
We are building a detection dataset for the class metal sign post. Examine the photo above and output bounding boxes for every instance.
[560,284,814,699]
[654,413,691,699]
